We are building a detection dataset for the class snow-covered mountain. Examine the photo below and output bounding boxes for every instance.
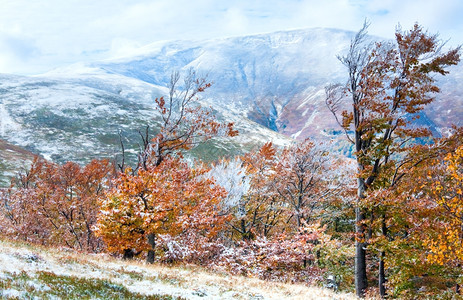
[65,27,463,139]
[0,27,461,183]
[91,28,352,137]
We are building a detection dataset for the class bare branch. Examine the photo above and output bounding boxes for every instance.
[325,83,354,144]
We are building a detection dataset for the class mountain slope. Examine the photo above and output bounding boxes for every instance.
[0,70,290,184]
[0,238,355,299]
[0,139,36,187]
[93,28,351,135]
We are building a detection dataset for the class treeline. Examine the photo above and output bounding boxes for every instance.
[1,24,463,298]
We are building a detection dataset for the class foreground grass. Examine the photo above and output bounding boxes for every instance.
[0,271,177,299]
[0,238,355,299]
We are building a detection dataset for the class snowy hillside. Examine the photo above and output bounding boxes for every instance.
[0,238,355,299]
[0,71,290,169]
[91,28,352,135]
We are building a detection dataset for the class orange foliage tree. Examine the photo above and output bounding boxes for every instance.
[206,140,355,285]
[230,142,282,240]
[96,157,230,263]
[362,129,463,297]
[271,140,347,229]
[426,145,463,266]
[212,140,353,240]
[0,157,112,252]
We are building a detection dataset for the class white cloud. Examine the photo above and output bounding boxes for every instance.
[109,38,143,59]
[357,0,463,41]
[0,29,39,74]
[220,7,251,36]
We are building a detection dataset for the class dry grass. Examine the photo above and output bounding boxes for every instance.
[0,238,357,299]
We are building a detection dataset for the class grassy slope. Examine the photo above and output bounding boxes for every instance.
[0,238,356,300]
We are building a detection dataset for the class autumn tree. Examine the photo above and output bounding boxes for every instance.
[272,140,347,229]
[211,140,353,242]
[96,157,230,263]
[366,129,463,297]
[426,145,463,266]
[235,142,283,239]
[326,22,460,297]
[207,142,284,241]
[0,157,112,252]
[205,140,355,285]
[403,137,463,295]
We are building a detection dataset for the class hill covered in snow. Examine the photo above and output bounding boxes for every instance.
[0,238,354,299]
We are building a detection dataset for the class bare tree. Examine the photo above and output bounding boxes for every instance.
[326,21,371,297]
[149,69,237,168]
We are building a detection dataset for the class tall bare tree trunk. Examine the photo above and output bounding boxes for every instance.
[379,251,386,297]
[147,233,156,263]
[356,177,368,297]
[379,214,387,297]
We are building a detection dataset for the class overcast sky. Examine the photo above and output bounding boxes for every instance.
[1,0,462,75]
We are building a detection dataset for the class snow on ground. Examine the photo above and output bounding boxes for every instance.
[0,239,355,299]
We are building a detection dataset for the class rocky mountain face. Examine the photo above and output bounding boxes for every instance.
[0,28,461,185]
